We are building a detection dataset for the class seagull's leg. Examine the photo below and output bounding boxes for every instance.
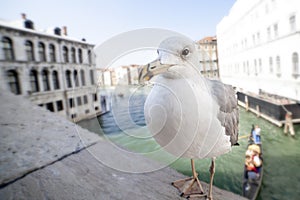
[207,157,216,200]
[191,159,204,193]
[172,159,205,198]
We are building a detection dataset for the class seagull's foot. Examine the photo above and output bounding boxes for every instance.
[172,176,206,198]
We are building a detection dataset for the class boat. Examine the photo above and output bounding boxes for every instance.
[237,91,300,127]
[242,126,263,200]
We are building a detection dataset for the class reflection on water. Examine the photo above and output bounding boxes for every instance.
[78,88,300,199]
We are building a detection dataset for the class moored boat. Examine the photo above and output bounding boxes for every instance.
[242,126,263,200]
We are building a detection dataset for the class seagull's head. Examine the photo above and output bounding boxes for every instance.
[139,36,200,82]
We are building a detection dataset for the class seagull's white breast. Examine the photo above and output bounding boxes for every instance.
[144,75,231,159]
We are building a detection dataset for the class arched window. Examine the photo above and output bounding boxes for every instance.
[25,40,34,61]
[62,46,69,63]
[74,70,79,87]
[246,61,249,75]
[78,49,83,63]
[38,42,46,62]
[52,70,60,90]
[66,70,72,88]
[269,57,273,73]
[276,56,281,77]
[80,69,86,86]
[258,58,262,73]
[2,37,14,60]
[71,47,76,63]
[49,44,56,62]
[90,70,95,85]
[292,52,299,78]
[41,69,50,91]
[88,50,92,64]
[30,69,39,92]
[7,70,21,95]
[254,59,257,76]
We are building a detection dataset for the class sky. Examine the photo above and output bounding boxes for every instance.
[1,0,236,45]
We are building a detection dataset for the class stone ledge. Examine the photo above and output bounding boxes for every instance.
[0,91,246,199]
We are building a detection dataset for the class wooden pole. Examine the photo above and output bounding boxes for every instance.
[245,96,249,111]
[256,105,260,117]
[284,112,295,136]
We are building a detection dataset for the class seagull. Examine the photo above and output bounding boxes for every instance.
[138,36,239,199]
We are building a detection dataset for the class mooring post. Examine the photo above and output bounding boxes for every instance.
[284,112,295,136]
[245,96,249,111]
[256,105,260,117]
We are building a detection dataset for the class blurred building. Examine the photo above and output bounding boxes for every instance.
[217,0,300,101]
[96,64,140,86]
[196,36,219,79]
[0,14,101,122]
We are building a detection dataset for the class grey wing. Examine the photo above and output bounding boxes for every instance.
[207,79,239,145]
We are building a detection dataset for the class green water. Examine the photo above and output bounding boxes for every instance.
[78,106,300,199]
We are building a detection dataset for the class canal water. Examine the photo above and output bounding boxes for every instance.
[78,88,300,200]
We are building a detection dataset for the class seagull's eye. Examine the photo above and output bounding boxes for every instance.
[182,48,190,56]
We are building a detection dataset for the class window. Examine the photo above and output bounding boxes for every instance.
[246,61,249,75]
[74,70,79,87]
[252,34,255,45]
[56,100,63,111]
[38,42,46,62]
[93,93,98,101]
[276,56,281,77]
[41,69,50,91]
[2,37,14,60]
[269,57,273,73]
[77,96,82,106]
[7,70,21,95]
[25,40,34,61]
[30,69,39,92]
[290,15,296,32]
[267,27,271,40]
[69,98,75,108]
[78,49,83,63]
[265,4,269,14]
[83,95,88,104]
[254,59,257,75]
[62,46,69,63]
[66,70,72,88]
[273,23,278,37]
[258,58,262,73]
[80,70,86,86]
[52,70,60,90]
[88,50,92,64]
[49,44,56,62]
[46,102,54,112]
[292,52,299,78]
[71,114,77,119]
[90,70,95,85]
[71,47,76,63]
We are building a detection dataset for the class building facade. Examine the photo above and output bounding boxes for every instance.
[217,0,300,101]
[0,14,100,122]
[196,36,219,79]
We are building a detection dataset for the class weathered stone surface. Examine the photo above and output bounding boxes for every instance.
[0,91,101,186]
[0,141,246,200]
[0,91,246,200]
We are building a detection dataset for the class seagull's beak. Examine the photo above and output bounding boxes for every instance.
[138,59,173,83]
